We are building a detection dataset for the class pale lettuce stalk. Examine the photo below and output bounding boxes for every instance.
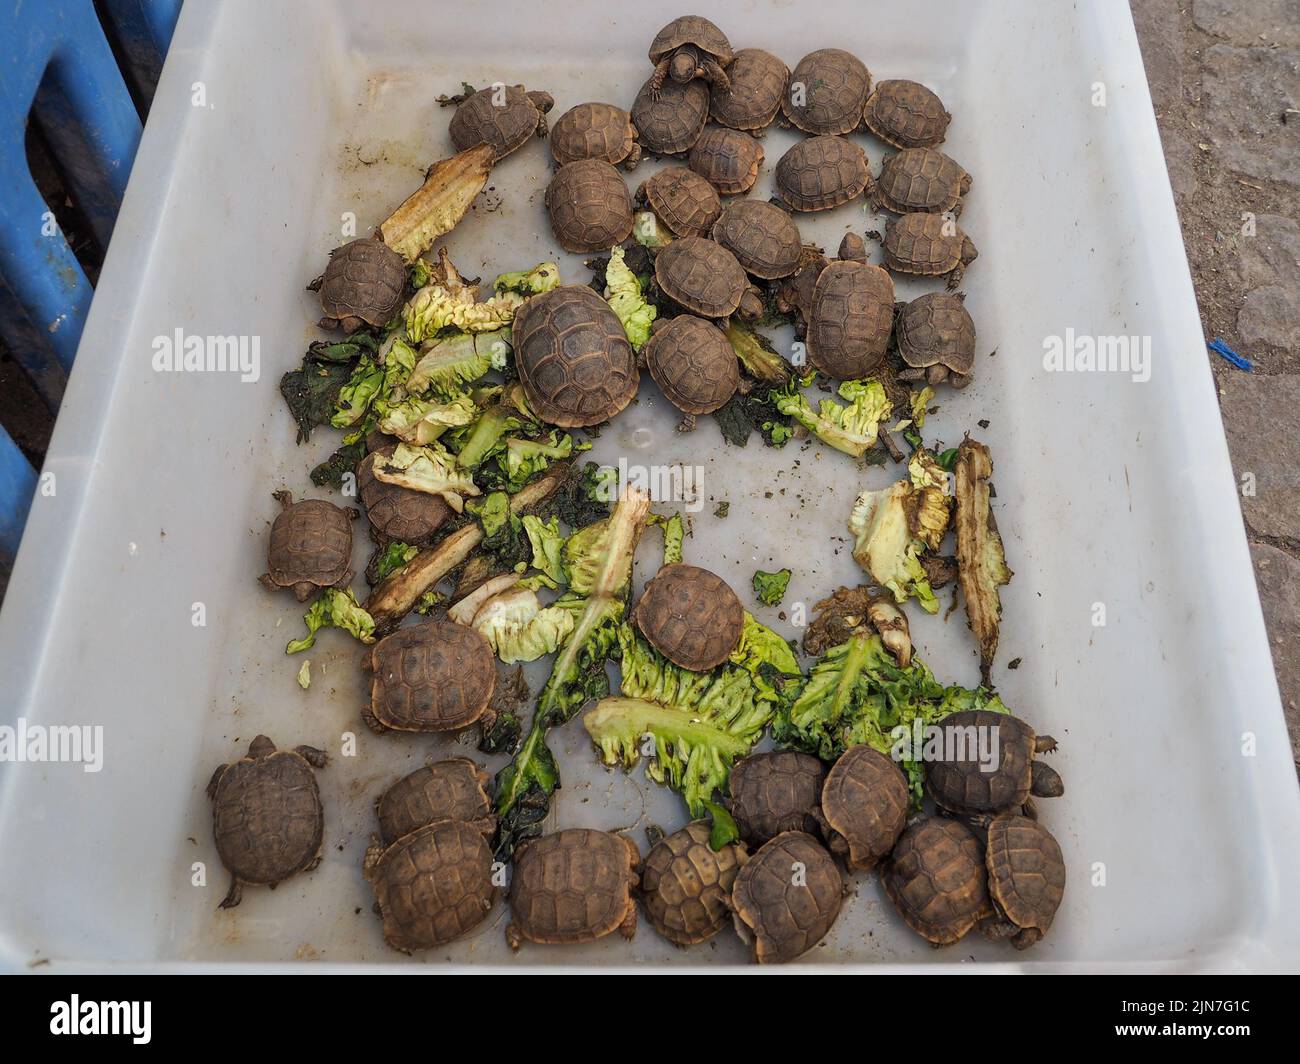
[378,393,477,445]
[494,262,561,296]
[405,330,511,397]
[371,441,480,512]
[603,245,656,351]
[470,586,575,664]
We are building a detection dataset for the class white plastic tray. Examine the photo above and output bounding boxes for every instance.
[2,0,1298,972]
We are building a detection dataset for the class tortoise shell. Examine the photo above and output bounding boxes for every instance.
[863,80,951,149]
[653,236,748,319]
[883,817,991,945]
[649,15,733,65]
[986,814,1067,949]
[357,450,452,546]
[709,48,788,131]
[545,159,634,254]
[631,76,710,155]
[209,736,325,906]
[874,148,970,214]
[730,831,843,964]
[728,750,827,847]
[641,820,748,946]
[362,617,496,733]
[513,285,639,427]
[263,492,354,601]
[550,102,638,168]
[507,828,640,947]
[643,314,739,415]
[895,292,976,377]
[376,758,496,846]
[640,166,721,237]
[366,819,497,952]
[820,745,909,870]
[318,237,406,331]
[882,212,978,286]
[632,562,744,670]
[926,710,1040,816]
[448,84,550,161]
[711,200,802,280]
[776,245,831,322]
[782,49,871,135]
[807,260,895,378]
[774,135,869,212]
[688,126,764,195]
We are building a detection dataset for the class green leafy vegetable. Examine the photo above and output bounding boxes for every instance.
[286,588,376,654]
[648,512,684,565]
[377,393,476,445]
[296,660,311,689]
[728,613,802,706]
[309,438,367,489]
[469,586,576,664]
[521,514,567,585]
[406,330,510,397]
[373,541,419,583]
[752,567,791,607]
[371,441,480,511]
[774,376,892,457]
[280,333,381,442]
[633,211,674,248]
[603,245,656,350]
[725,323,790,383]
[494,262,560,296]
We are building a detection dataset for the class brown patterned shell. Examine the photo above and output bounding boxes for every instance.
[987,814,1066,944]
[649,15,733,64]
[728,751,827,847]
[319,238,406,329]
[782,49,871,135]
[641,820,748,946]
[513,286,639,427]
[550,102,637,166]
[882,212,975,274]
[688,126,763,194]
[265,495,354,597]
[211,738,323,887]
[875,148,970,214]
[367,819,497,951]
[730,831,843,964]
[926,711,1037,815]
[820,745,909,870]
[357,450,451,546]
[508,828,639,945]
[711,200,802,280]
[807,260,895,378]
[642,166,722,236]
[896,292,976,372]
[364,617,496,732]
[653,236,748,318]
[709,48,788,131]
[376,758,495,846]
[632,562,744,670]
[643,315,739,415]
[883,817,992,945]
[631,77,710,155]
[863,80,952,149]
[448,85,543,160]
[774,135,869,212]
[545,159,633,254]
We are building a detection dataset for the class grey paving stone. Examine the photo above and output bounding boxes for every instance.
[1201,44,1300,188]
[1250,542,1300,763]
[1238,283,1300,348]
[1219,373,1300,539]
[1194,0,1300,48]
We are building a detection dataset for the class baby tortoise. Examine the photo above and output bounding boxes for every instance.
[895,292,976,388]
[773,135,870,212]
[507,828,641,949]
[631,76,710,156]
[653,236,762,325]
[358,445,452,547]
[688,126,764,195]
[807,233,896,379]
[982,813,1066,950]
[775,244,831,325]
[884,816,992,946]
[365,818,497,952]
[820,744,909,870]
[871,147,971,215]
[643,315,739,426]
[513,285,639,428]
[925,710,1063,818]
[648,15,735,95]
[730,831,843,964]
[316,237,406,333]
[361,616,497,734]
[641,820,749,946]
[863,80,951,149]
[637,165,721,237]
[882,212,978,289]
[208,735,327,909]
[709,48,788,131]
[728,750,827,847]
[782,48,872,136]
[375,757,496,846]
[448,84,553,161]
[711,199,802,280]
[632,562,745,670]
[550,102,641,170]
[545,159,634,253]
[260,491,356,602]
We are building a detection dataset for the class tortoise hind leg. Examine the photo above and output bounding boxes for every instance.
[1030,760,1064,799]
[506,922,524,951]
[205,764,227,801]
[981,917,1019,942]
[618,905,638,940]
[295,745,329,768]
[218,877,243,910]
[1011,927,1043,950]
[1035,734,1058,754]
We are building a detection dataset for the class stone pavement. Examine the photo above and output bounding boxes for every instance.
[1131,0,1299,767]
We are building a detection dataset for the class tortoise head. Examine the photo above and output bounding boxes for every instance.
[249,735,276,759]
[670,50,700,83]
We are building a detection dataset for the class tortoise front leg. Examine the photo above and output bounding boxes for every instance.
[623,143,642,171]
[618,905,638,940]
[649,58,671,97]
[1012,927,1043,950]
[295,745,329,768]
[700,59,731,94]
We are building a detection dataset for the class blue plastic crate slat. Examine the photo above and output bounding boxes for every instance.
[0,423,37,560]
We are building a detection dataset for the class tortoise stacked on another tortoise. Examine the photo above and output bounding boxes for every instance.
[895,292,977,388]
[631,76,710,156]
[636,166,722,237]
[632,562,745,670]
[315,237,407,333]
[653,236,761,325]
[448,84,553,161]
[730,831,843,964]
[688,126,764,195]
[550,102,641,170]
[641,821,749,946]
[648,15,735,94]
[260,491,356,601]
[375,758,496,845]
